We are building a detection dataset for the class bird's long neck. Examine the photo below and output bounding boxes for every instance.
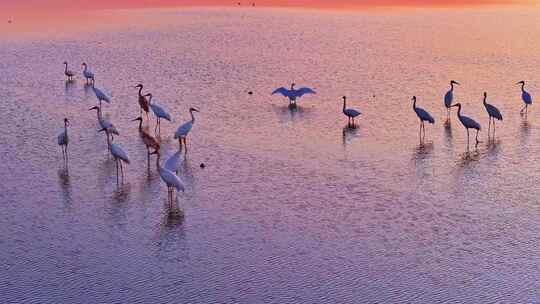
[450,82,454,91]
[138,119,143,130]
[483,95,487,106]
[521,83,525,92]
[412,98,416,110]
[342,98,346,111]
[190,110,196,123]
[456,105,462,117]
[138,86,143,97]
[64,122,68,134]
[64,63,68,73]
[83,65,87,72]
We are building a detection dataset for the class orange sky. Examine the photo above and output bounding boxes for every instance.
[1,0,529,11]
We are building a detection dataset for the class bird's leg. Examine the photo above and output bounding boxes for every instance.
[155,117,159,134]
[116,160,119,185]
[475,129,480,145]
[423,122,426,140]
[466,128,470,149]
[493,120,496,137]
[120,161,124,181]
[65,145,68,162]
[419,122,422,142]
[487,118,491,138]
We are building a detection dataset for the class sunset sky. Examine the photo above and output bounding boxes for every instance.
[1,0,533,11]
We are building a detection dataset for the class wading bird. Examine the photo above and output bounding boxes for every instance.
[92,86,111,109]
[63,62,74,81]
[135,84,150,119]
[452,103,481,148]
[57,118,69,160]
[517,81,532,114]
[174,107,199,152]
[81,63,95,84]
[100,131,130,184]
[151,150,185,207]
[132,116,160,161]
[412,96,435,142]
[444,80,460,120]
[482,92,502,138]
[341,96,361,128]
[145,93,171,135]
[89,106,119,150]
[272,83,316,108]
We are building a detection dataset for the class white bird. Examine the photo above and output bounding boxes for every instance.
[174,107,199,152]
[89,106,119,150]
[57,118,70,160]
[92,86,111,109]
[151,150,185,207]
[517,80,532,114]
[81,63,95,84]
[342,96,361,128]
[145,93,172,135]
[444,80,460,120]
[482,92,502,138]
[272,83,316,107]
[452,103,481,148]
[164,149,184,174]
[135,84,150,119]
[63,61,74,81]
[101,132,130,184]
[412,96,435,142]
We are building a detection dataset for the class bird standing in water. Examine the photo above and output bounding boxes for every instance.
[412,96,435,142]
[482,92,502,138]
[174,107,199,153]
[452,103,481,149]
[517,80,532,115]
[341,96,361,128]
[81,63,95,84]
[63,62,74,81]
[272,83,317,108]
[444,80,460,120]
[57,118,70,161]
[135,84,150,119]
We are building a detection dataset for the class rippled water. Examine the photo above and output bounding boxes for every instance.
[2,6,540,303]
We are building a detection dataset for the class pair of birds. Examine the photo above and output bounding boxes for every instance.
[63,61,95,84]
[271,83,362,127]
[135,84,172,134]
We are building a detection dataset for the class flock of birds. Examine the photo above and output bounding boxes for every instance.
[57,61,534,207]
[272,80,533,149]
[59,62,200,207]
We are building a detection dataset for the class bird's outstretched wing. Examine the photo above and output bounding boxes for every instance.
[272,87,293,98]
[295,87,317,98]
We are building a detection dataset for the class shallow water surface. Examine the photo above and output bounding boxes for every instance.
[1,7,540,304]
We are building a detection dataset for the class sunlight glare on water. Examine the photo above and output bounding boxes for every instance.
[1,6,540,303]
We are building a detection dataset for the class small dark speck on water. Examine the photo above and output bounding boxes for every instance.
[200,163,206,168]
[8,19,12,24]
[248,91,253,95]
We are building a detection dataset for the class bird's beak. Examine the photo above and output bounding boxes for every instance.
[150,151,158,155]
[451,104,458,107]
[98,128,106,132]
[454,81,460,85]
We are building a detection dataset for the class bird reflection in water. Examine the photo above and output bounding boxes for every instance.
[271,104,314,124]
[58,166,72,208]
[64,80,75,93]
[413,142,434,161]
[520,119,531,145]
[342,125,359,146]
[83,82,93,96]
